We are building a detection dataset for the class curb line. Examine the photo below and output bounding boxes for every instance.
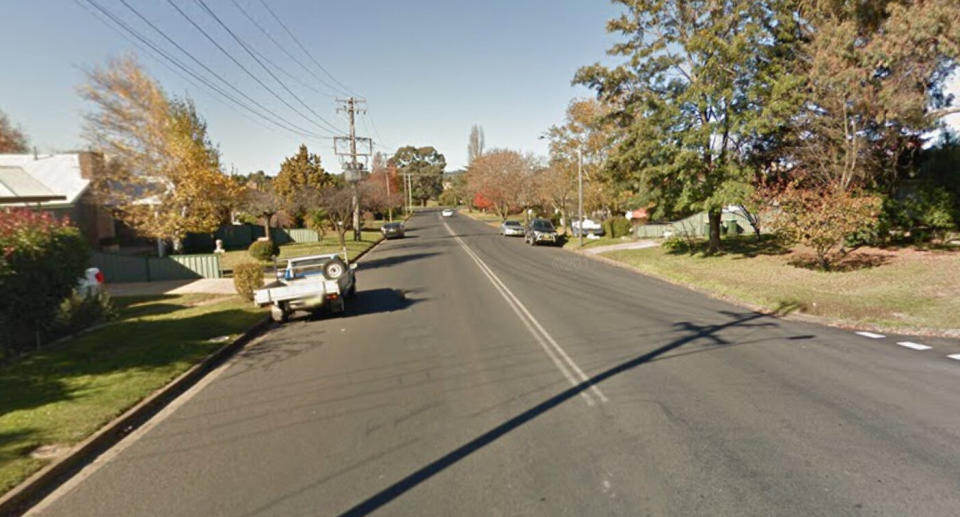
[0,316,273,516]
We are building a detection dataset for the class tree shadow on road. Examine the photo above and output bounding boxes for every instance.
[240,309,809,516]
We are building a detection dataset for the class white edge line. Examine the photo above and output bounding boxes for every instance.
[897,341,932,351]
[855,331,886,339]
[947,354,960,361]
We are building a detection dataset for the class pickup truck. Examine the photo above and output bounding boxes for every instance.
[253,253,357,323]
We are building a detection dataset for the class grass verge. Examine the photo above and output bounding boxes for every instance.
[602,236,960,334]
[0,294,265,496]
[219,231,382,272]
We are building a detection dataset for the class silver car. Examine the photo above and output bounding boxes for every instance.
[500,220,524,236]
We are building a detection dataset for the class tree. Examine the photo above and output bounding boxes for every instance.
[465,149,537,221]
[575,1,803,253]
[789,1,960,192]
[390,146,446,206]
[364,152,402,219]
[240,183,282,241]
[319,185,356,257]
[468,124,485,164]
[80,55,239,255]
[274,144,336,223]
[768,181,882,270]
[0,109,29,153]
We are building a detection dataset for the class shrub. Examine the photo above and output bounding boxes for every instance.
[233,262,264,301]
[50,292,118,338]
[768,182,881,270]
[603,217,634,238]
[0,209,89,355]
[662,235,690,252]
[248,239,278,261]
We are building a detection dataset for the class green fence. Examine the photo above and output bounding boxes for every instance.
[184,225,320,253]
[92,252,222,283]
[634,210,756,239]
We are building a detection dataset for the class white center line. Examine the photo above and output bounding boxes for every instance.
[856,331,886,339]
[442,218,608,406]
[948,354,960,362]
[897,341,932,351]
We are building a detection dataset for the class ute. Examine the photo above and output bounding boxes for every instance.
[253,253,357,323]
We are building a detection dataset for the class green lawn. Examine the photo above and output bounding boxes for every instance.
[603,237,960,333]
[0,295,266,496]
[219,231,382,272]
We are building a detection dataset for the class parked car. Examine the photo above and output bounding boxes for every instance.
[524,218,560,246]
[500,220,524,237]
[441,208,455,217]
[254,254,357,322]
[571,218,604,237]
[77,267,105,297]
[380,222,405,239]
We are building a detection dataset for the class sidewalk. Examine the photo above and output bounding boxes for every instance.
[107,278,238,296]
[580,240,659,255]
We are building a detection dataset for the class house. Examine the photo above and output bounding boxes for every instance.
[0,151,116,246]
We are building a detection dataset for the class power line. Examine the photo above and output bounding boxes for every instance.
[229,0,342,99]
[194,0,345,135]
[256,0,357,97]
[82,0,328,141]
[166,0,340,135]
[115,0,325,139]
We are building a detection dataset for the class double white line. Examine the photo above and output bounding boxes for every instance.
[442,219,608,407]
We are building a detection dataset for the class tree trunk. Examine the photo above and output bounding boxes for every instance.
[708,209,722,254]
[263,215,271,242]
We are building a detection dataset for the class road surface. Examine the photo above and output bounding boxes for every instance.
[32,210,960,516]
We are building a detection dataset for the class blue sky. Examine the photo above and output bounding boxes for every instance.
[0,0,622,175]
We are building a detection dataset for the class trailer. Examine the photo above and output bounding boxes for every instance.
[253,253,357,323]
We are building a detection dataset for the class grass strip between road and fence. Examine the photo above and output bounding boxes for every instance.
[0,223,389,502]
[0,295,266,498]
[598,237,960,336]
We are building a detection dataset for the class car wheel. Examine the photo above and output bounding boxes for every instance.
[324,257,347,279]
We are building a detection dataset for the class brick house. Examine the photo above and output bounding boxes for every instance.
[0,151,116,246]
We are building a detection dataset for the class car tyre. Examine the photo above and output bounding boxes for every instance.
[271,303,289,323]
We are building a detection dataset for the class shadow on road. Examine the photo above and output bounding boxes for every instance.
[336,309,789,516]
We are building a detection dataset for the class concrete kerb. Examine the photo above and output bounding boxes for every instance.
[0,227,401,515]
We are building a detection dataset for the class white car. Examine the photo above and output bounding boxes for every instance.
[571,218,604,237]
[441,209,455,217]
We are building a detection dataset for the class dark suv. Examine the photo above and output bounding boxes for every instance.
[524,218,559,246]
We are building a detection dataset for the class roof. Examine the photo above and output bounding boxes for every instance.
[0,154,90,207]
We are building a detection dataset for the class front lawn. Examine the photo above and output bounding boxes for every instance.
[603,236,960,334]
[0,295,266,496]
[219,231,382,272]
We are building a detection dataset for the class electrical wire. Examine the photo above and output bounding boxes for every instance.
[256,0,357,97]
[116,0,325,139]
[82,0,329,140]
[193,0,345,135]
[166,0,340,135]
[229,0,342,99]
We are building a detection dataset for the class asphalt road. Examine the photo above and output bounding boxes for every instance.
[31,209,960,516]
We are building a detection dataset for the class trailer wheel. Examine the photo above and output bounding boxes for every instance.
[270,303,289,323]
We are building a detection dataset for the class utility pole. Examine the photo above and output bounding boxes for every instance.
[334,98,372,241]
[578,147,584,248]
